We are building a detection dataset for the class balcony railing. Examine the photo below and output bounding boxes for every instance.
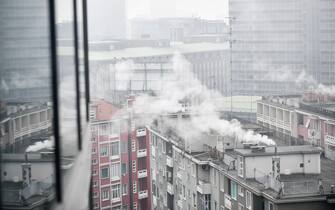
[196,180,211,194]
[138,169,148,178]
[151,146,156,157]
[137,149,147,158]
[166,156,173,167]
[153,195,157,206]
[138,190,148,199]
[136,128,146,137]
[177,171,183,180]
[167,182,174,195]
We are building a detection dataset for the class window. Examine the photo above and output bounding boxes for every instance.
[111,141,120,157]
[93,181,98,187]
[246,190,252,210]
[100,123,109,135]
[101,167,109,179]
[92,170,97,176]
[238,185,244,197]
[92,147,96,154]
[122,184,128,195]
[92,159,97,165]
[238,156,244,177]
[111,163,120,179]
[111,184,121,199]
[230,181,237,200]
[93,191,98,198]
[131,140,136,151]
[121,163,127,175]
[121,141,127,153]
[100,145,108,156]
[238,203,244,210]
[268,202,274,210]
[133,181,137,193]
[132,160,136,173]
[101,188,110,200]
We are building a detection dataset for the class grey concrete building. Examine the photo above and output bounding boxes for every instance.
[147,113,335,210]
[229,0,335,96]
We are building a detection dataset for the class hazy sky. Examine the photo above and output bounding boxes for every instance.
[57,0,229,22]
[127,0,229,19]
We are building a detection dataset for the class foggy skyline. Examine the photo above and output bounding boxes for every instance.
[57,0,229,22]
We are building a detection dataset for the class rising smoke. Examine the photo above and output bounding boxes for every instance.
[133,53,276,146]
[26,139,54,152]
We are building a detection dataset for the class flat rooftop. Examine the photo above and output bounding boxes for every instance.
[235,145,322,157]
[59,42,229,61]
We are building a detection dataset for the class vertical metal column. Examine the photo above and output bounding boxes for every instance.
[48,0,62,202]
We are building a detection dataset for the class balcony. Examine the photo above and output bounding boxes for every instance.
[325,135,335,146]
[153,195,157,206]
[138,169,148,178]
[136,128,146,137]
[177,171,182,180]
[166,156,173,168]
[177,200,183,208]
[224,194,232,210]
[137,149,147,158]
[151,146,156,157]
[138,190,148,199]
[167,183,174,195]
[196,180,211,194]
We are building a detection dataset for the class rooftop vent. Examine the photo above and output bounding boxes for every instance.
[243,142,258,149]
[250,145,266,153]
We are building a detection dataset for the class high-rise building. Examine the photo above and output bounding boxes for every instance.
[88,0,127,41]
[230,0,335,96]
[90,99,152,210]
[0,0,51,102]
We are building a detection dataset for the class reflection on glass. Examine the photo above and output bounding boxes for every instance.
[0,0,55,208]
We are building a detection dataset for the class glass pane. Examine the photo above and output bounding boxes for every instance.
[0,0,55,208]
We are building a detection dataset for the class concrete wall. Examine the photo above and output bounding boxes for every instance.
[245,153,320,179]
[2,161,53,183]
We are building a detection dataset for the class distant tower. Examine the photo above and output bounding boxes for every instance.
[88,0,127,41]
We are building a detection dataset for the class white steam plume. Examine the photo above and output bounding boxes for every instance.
[133,53,276,146]
[26,140,54,152]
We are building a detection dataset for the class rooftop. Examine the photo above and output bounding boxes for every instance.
[235,145,322,157]
[59,42,229,61]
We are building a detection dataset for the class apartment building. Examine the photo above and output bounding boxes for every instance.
[90,99,152,210]
[257,92,335,160]
[147,113,335,210]
[230,0,335,95]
